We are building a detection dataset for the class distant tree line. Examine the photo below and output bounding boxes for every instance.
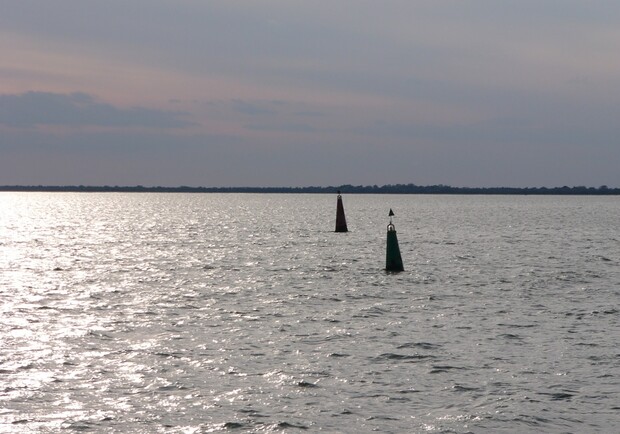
[1,184,618,194]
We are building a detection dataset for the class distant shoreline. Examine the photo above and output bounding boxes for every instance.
[1,184,619,195]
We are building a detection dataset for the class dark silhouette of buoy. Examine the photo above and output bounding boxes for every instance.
[386,208,404,271]
[335,191,348,232]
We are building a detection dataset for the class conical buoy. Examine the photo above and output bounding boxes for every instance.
[386,208,404,271]
[335,191,348,232]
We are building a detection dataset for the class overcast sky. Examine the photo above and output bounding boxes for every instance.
[1,1,619,187]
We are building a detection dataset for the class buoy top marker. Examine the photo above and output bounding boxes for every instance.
[388,208,395,231]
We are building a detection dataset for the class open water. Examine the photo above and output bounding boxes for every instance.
[1,193,618,433]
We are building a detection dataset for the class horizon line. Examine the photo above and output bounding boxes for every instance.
[1,183,618,195]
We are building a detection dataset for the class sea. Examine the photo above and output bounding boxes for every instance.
[1,192,618,433]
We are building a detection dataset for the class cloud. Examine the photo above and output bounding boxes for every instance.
[230,99,278,116]
[201,98,329,133]
[0,91,193,128]
[245,122,318,133]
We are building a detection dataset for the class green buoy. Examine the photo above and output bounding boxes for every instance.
[335,191,348,232]
[386,209,404,272]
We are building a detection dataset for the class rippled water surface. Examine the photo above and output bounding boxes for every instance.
[1,193,619,433]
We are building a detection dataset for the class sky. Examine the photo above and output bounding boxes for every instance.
[1,1,619,188]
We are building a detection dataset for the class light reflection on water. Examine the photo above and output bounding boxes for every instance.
[1,192,619,432]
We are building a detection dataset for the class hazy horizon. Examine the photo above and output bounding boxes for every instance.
[1,183,617,192]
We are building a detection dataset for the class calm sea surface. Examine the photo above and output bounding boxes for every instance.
[1,193,618,433]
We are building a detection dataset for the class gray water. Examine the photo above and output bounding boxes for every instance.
[1,193,618,433]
